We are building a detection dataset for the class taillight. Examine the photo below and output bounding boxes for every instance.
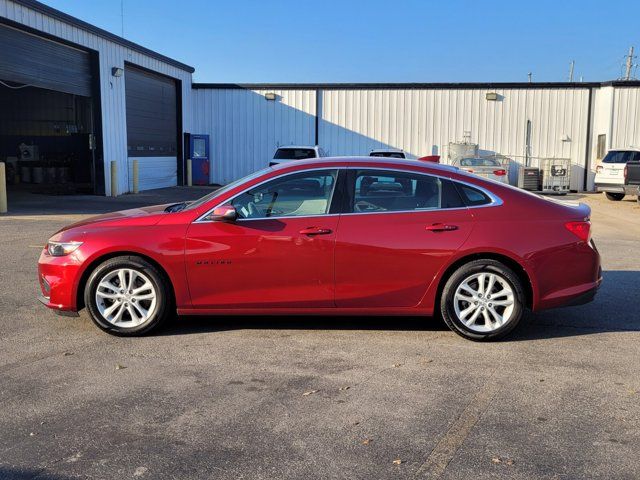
[565,221,591,242]
[624,165,628,180]
[596,165,603,174]
[493,169,507,176]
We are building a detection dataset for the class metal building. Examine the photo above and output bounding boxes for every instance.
[0,0,193,197]
[3,0,640,198]
[192,82,640,191]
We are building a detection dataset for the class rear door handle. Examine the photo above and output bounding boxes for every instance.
[425,223,458,232]
[299,227,333,236]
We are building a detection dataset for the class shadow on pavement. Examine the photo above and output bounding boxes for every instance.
[0,467,72,480]
[156,270,640,341]
[1,185,219,217]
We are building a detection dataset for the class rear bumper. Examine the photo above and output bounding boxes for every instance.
[559,281,600,307]
[536,274,602,310]
[532,239,602,311]
[594,183,637,195]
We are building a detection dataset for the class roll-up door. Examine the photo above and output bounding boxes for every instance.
[0,24,92,97]
[125,64,178,191]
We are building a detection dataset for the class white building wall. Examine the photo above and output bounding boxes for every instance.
[611,86,640,150]
[0,0,193,194]
[320,88,591,190]
[192,88,316,185]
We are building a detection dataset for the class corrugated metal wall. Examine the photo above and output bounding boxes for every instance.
[192,88,316,184]
[321,88,591,190]
[0,0,193,194]
[611,87,640,149]
[193,87,593,190]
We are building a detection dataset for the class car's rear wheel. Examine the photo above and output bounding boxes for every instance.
[605,192,625,201]
[440,259,525,341]
[84,256,171,336]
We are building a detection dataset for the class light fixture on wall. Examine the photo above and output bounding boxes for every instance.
[111,67,124,77]
[264,92,277,101]
[486,92,499,101]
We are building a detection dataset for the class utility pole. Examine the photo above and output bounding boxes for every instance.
[528,72,532,83]
[568,60,575,82]
[624,46,635,80]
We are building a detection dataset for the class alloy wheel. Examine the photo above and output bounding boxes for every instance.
[95,268,157,327]
[453,272,515,333]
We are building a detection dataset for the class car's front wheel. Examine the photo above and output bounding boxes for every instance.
[440,259,525,341]
[84,256,171,336]
[605,192,625,201]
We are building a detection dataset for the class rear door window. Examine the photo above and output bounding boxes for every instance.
[350,169,464,213]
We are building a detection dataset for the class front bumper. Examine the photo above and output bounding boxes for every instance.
[37,295,80,316]
[38,249,83,313]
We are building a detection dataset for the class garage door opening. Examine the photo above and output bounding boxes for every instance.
[0,23,102,197]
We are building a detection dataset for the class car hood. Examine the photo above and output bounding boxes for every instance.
[56,204,171,233]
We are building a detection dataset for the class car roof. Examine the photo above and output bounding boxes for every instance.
[270,156,459,173]
[609,147,640,152]
[275,145,318,150]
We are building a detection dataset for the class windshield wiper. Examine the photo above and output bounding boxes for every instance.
[164,201,190,213]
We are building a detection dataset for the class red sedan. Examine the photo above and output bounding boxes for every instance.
[38,158,601,340]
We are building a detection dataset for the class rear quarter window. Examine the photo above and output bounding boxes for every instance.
[455,183,493,206]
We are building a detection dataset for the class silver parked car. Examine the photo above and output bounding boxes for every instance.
[454,157,509,183]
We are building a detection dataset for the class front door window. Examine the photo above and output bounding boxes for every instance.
[230,170,338,219]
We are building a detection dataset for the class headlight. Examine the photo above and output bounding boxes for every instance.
[47,241,83,256]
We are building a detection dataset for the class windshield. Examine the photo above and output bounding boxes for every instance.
[182,168,271,211]
[602,151,640,163]
[459,158,501,167]
[274,148,316,160]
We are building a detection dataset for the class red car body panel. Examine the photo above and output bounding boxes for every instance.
[334,208,474,308]
[38,158,602,318]
[184,216,339,308]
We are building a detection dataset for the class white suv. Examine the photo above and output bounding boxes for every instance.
[369,148,406,159]
[270,145,326,166]
[594,149,640,200]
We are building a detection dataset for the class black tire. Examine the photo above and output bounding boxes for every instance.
[605,192,625,201]
[84,255,172,336]
[440,259,525,341]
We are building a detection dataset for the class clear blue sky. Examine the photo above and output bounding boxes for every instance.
[43,0,640,83]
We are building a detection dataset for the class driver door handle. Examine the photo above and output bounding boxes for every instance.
[299,227,333,236]
[425,223,458,232]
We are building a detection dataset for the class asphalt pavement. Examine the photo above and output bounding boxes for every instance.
[0,188,638,480]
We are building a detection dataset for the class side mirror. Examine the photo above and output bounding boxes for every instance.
[209,205,237,222]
